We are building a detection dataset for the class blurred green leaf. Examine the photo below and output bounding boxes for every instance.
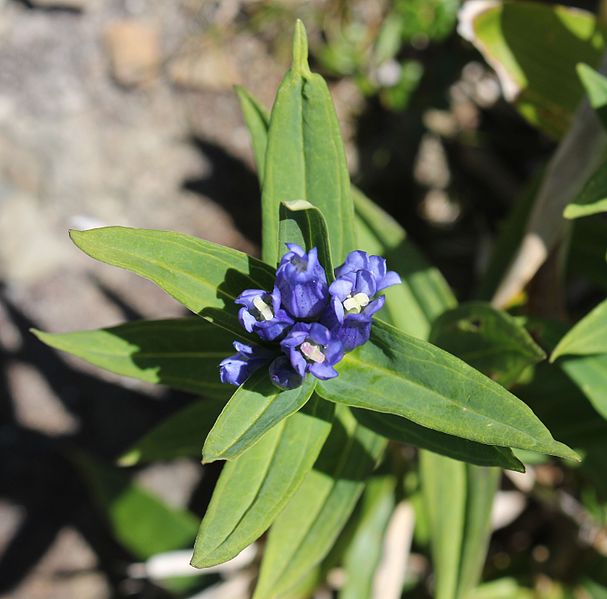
[552,298,607,359]
[261,21,355,265]
[119,398,226,466]
[235,85,269,183]
[560,354,607,421]
[318,320,577,460]
[73,451,198,559]
[429,302,546,387]
[577,63,607,131]
[202,370,316,463]
[69,228,275,339]
[191,395,334,568]
[253,406,387,599]
[33,319,235,400]
[460,1,605,138]
[564,160,607,219]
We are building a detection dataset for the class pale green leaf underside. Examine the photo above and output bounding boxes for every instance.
[318,321,578,460]
[577,62,607,131]
[560,353,607,421]
[69,227,276,338]
[353,409,524,472]
[33,318,236,400]
[552,298,607,359]
[191,396,334,569]
[202,370,316,463]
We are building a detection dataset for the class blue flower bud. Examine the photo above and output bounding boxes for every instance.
[335,250,401,292]
[280,322,343,381]
[269,356,303,390]
[219,341,275,386]
[275,243,329,319]
[235,286,294,342]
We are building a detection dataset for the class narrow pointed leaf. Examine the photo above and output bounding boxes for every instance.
[33,318,236,399]
[340,473,396,599]
[191,395,334,568]
[235,85,269,182]
[279,200,334,277]
[352,409,524,472]
[421,451,467,599]
[119,398,226,466]
[564,159,607,219]
[253,406,387,599]
[73,451,198,559]
[202,370,316,463]
[551,298,607,359]
[69,227,275,338]
[317,320,578,460]
[262,21,355,265]
[429,302,546,387]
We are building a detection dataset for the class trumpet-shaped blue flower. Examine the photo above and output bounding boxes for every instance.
[335,250,401,292]
[219,341,276,386]
[280,322,343,381]
[276,244,329,319]
[235,286,294,341]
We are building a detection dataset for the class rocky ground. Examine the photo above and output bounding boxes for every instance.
[0,1,317,597]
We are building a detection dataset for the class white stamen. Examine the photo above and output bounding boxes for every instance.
[252,295,274,321]
[343,292,370,314]
[300,341,326,364]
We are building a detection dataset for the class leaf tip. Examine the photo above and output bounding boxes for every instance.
[553,442,582,463]
[117,450,140,467]
[291,19,311,77]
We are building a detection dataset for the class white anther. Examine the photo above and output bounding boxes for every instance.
[343,292,370,314]
[300,341,326,364]
[252,295,274,321]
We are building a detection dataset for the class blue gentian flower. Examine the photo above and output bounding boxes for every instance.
[220,246,399,388]
[219,341,276,386]
[326,251,401,351]
[235,286,294,341]
[280,322,343,381]
[335,250,401,292]
[275,244,329,319]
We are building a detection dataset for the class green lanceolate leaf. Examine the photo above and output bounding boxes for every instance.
[202,370,316,463]
[119,398,227,466]
[33,318,235,399]
[459,1,605,138]
[317,320,578,460]
[552,298,607,359]
[353,409,523,472]
[69,228,275,338]
[279,200,334,277]
[560,353,607,421]
[564,159,607,219]
[73,451,198,559]
[457,466,501,599]
[262,21,355,265]
[421,451,467,599]
[235,85,269,183]
[253,406,387,599]
[339,473,396,599]
[354,187,456,338]
[191,395,334,568]
[577,63,607,131]
[429,302,546,387]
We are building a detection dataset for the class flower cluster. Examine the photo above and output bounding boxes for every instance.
[220,244,401,389]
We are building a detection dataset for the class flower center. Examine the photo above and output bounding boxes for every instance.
[252,295,274,321]
[343,292,370,314]
[300,341,326,364]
